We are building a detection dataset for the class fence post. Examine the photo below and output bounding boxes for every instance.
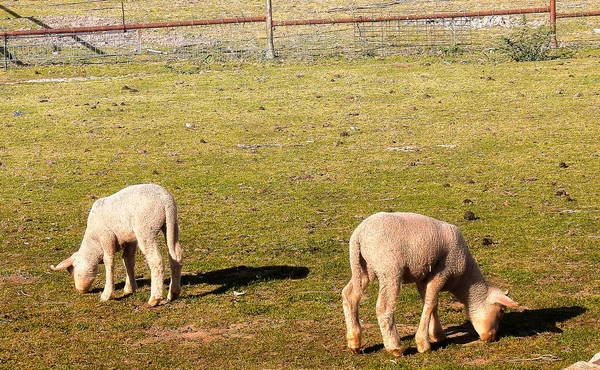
[2,36,7,70]
[265,0,275,59]
[550,0,557,47]
[121,1,126,32]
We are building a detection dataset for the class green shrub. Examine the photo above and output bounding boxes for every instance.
[500,23,554,62]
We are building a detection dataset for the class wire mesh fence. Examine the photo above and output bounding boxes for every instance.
[137,23,268,62]
[2,30,139,66]
[1,0,599,67]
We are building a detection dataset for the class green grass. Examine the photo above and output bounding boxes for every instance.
[1,52,600,369]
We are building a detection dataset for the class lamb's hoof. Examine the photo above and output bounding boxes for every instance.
[430,332,446,343]
[167,291,180,301]
[347,346,362,354]
[416,342,431,353]
[387,348,405,357]
[123,286,136,295]
[148,297,165,307]
[100,293,113,302]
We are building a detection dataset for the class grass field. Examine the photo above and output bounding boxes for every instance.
[1,49,600,369]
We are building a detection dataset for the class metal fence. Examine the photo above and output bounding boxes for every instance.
[1,1,599,67]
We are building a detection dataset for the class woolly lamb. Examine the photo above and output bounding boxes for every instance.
[51,184,183,306]
[342,212,518,356]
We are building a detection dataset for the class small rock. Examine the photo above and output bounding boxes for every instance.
[464,211,477,221]
[122,85,138,92]
[556,189,568,197]
[482,237,494,246]
[462,199,473,204]
[559,161,568,168]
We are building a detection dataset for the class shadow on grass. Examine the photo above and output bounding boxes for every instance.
[106,265,310,299]
[181,265,311,296]
[362,306,586,355]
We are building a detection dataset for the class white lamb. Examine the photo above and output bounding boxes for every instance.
[342,212,518,356]
[51,184,183,306]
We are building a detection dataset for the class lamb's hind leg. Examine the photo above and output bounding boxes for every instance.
[122,243,137,295]
[167,253,182,301]
[138,237,164,307]
[342,275,369,353]
[376,278,404,357]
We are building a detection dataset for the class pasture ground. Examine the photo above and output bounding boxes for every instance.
[1,50,600,369]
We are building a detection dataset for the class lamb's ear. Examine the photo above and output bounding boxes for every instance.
[493,292,519,308]
[50,256,74,272]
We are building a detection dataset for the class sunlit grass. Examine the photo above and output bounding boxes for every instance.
[1,54,600,368]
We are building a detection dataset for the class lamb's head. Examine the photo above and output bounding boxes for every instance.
[51,252,99,293]
[470,286,518,342]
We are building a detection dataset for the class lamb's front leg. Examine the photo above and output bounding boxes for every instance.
[415,276,445,353]
[100,251,116,301]
[416,281,446,343]
[428,309,446,343]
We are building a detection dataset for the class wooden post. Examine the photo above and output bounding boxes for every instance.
[550,0,557,47]
[137,29,142,53]
[3,35,7,70]
[265,0,275,59]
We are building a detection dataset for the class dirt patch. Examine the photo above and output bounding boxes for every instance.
[138,319,281,346]
[0,273,40,286]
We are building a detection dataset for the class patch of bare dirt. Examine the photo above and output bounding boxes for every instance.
[0,273,40,286]
[137,319,282,346]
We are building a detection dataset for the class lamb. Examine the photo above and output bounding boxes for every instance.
[51,184,183,306]
[342,212,518,356]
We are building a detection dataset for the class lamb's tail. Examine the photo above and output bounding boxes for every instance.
[349,230,369,297]
[165,202,183,265]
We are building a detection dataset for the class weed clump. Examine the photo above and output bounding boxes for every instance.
[500,22,553,62]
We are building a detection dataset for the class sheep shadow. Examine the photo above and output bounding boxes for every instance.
[181,265,311,296]
[363,305,586,355]
[111,265,310,297]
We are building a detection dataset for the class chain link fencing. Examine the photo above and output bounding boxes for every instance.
[1,0,598,67]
